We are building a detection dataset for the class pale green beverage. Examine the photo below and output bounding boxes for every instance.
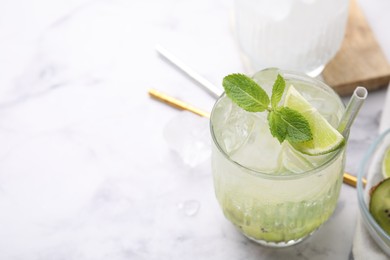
[210,69,347,247]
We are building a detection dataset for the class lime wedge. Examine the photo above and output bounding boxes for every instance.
[284,85,345,155]
[383,147,390,178]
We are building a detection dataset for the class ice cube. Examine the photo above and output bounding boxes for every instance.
[177,200,200,217]
[164,111,211,168]
[307,97,338,114]
[279,142,314,174]
[212,97,256,154]
[282,142,339,174]
[229,115,282,173]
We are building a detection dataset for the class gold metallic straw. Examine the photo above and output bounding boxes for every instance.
[148,89,210,118]
[149,89,367,188]
[344,173,367,187]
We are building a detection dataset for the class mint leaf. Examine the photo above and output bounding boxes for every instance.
[277,107,312,143]
[222,72,312,144]
[268,111,287,143]
[271,74,285,109]
[223,74,270,112]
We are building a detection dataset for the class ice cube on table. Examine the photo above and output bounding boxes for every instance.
[177,200,200,217]
[164,111,211,168]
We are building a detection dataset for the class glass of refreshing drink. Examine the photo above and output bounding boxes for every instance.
[210,68,347,247]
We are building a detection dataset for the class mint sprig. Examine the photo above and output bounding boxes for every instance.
[271,74,285,109]
[222,73,312,143]
[223,74,270,112]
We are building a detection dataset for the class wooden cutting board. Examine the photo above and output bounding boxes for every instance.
[322,0,390,96]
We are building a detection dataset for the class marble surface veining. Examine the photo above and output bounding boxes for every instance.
[0,0,389,259]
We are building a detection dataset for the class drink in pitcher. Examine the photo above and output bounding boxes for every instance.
[234,0,349,76]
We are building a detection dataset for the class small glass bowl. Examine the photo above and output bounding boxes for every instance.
[357,128,390,256]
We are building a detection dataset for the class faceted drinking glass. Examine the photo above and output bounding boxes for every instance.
[210,69,347,247]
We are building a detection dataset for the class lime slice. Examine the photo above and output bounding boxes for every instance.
[284,85,345,155]
[383,147,390,178]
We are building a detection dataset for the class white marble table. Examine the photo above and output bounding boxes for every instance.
[0,0,389,259]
